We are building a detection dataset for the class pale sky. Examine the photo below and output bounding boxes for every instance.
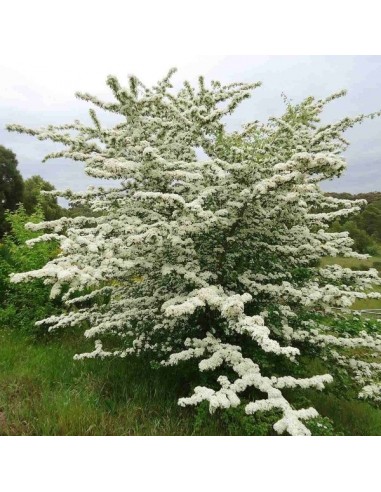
[1,3,380,195]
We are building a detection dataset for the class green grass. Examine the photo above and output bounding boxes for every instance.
[321,255,381,311]
[351,284,381,310]
[321,255,381,270]
[0,328,226,436]
[1,327,381,435]
[292,358,381,436]
[305,392,381,435]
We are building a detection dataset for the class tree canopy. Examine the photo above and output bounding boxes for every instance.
[0,145,24,236]
[23,175,63,221]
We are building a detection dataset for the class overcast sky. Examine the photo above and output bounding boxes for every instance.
[1,4,380,196]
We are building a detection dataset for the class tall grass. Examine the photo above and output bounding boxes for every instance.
[0,328,219,436]
[1,327,381,435]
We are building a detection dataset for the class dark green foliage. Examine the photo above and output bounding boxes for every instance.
[193,401,283,436]
[358,200,381,241]
[304,416,340,436]
[346,221,379,254]
[67,203,95,218]
[0,145,63,236]
[22,175,63,220]
[327,192,381,254]
[330,219,378,254]
[0,145,24,237]
[328,191,381,204]
[328,314,381,336]
[0,206,60,337]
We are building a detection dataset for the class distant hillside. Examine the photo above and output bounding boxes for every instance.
[325,191,381,255]
[327,192,381,204]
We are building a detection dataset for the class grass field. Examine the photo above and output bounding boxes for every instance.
[321,255,381,270]
[0,328,204,436]
[1,326,381,435]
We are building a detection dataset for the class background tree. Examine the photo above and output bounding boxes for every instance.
[0,145,24,236]
[23,175,63,220]
[328,192,381,254]
[357,201,381,241]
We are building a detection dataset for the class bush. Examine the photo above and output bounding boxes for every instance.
[330,219,379,255]
[0,206,60,336]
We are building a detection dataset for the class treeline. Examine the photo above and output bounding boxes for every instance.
[0,144,67,334]
[327,192,381,254]
[0,144,93,238]
[0,144,64,236]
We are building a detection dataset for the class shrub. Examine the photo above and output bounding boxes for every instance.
[0,206,59,336]
[330,219,379,255]
[7,69,381,435]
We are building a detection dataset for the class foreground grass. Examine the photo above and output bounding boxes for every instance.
[1,328,381,435]
[0,328,220,436]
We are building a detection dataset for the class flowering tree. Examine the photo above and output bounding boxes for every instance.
[7,69,381,435]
